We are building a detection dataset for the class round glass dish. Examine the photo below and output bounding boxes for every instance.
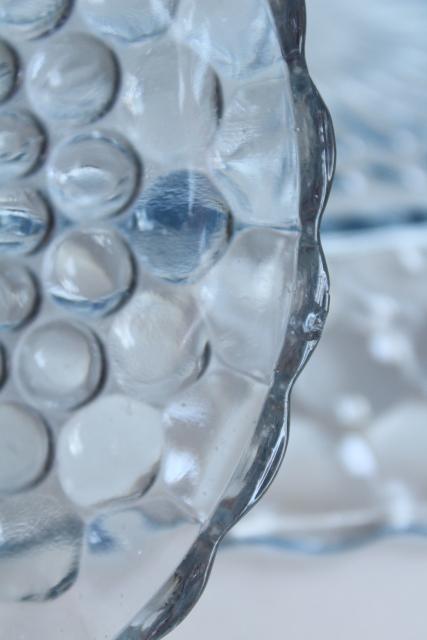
[0,1,334,638]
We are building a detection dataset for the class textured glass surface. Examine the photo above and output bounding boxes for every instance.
[0,1,333,638]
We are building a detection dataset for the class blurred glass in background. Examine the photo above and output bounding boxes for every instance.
[171,0,427,637]
[235,0,427,552]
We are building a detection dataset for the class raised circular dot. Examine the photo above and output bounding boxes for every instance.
[44,228,134,315]
[0,403,50,495]
[200,228,297,380]
[0,111,45,181]
[121,39,220,163]
[48,132,139,222]
[0,263,37,329]
[28,34,118,125]
[0,0,72,40]
[0,493,82,602]
[80,0,177,42]
[16,320,103,410]
[109,290,207,404]
[0,40,17,102]
[0,188,50,255]
[129,171,232,283]
[57,394,163,508]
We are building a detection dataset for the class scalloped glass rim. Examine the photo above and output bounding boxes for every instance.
[117,2,335,638]
[225,225,427,556]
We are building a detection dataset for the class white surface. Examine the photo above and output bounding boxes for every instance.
[171,538,427,640]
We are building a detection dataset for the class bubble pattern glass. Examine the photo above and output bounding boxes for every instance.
[0,2,334,639]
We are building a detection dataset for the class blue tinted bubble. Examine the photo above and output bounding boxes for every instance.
[0,189,50,255]
[128,171,232,283]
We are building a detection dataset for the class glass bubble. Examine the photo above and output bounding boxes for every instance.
[163,365,268,518]
[16,320,104,410]
[0,111,45,181]
[57,394,164,508]
[0,0,72,39]
[0,493,83,602]
[28,33,118,125]
[129,171,232,283]
[0,403,50,495]
[48,132,139,221]
[44,228,134,315]
[0,40,17,102]
[120,39,220,163]
[109,289,208,404]
[0,262,37,329]
[0,188,50,255]
[199,228,299,381]
[80,0,178,42]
